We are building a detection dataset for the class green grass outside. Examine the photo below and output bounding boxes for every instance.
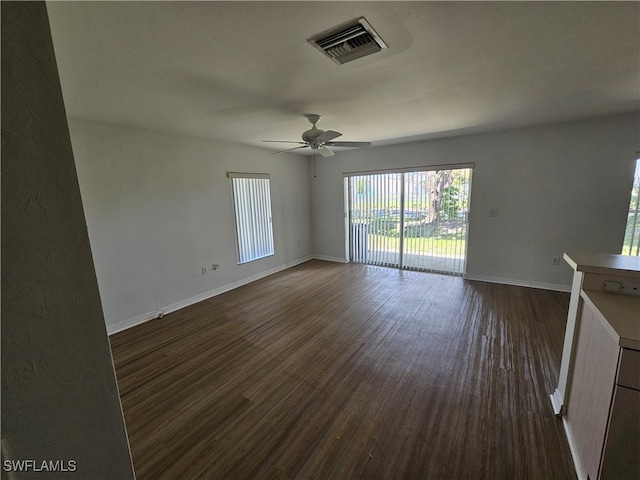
[366,234,466,256]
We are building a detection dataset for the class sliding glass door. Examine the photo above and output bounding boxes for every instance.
[347,166,472,275]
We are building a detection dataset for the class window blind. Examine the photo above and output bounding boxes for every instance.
[622,158,640,256]
[346,166,472,275]
[228,173,274,264]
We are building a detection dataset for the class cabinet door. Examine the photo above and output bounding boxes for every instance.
[600,385,640,479]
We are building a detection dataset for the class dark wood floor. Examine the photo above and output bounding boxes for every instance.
[110,260,577,480]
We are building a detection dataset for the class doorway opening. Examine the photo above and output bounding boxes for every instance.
[346,165,472,275]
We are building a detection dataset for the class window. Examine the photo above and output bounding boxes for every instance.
[228,172,274,264]
[622,157,640,256]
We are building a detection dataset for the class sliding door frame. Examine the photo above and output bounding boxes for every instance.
[344,162,474,275]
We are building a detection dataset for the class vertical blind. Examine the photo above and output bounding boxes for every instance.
[228,173,274,264]
[347,166,472,276]
[349,173,402,267]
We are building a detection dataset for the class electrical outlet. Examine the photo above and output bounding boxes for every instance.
[604,281,621,292]
[604,281,640,295]
[211,264,220,271]
[551,257,560,265]
[489,209,499,217]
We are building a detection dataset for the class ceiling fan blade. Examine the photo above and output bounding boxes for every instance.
[318,145,335,157]
[262,140,305,144]
[327,141,372,148]
[316,130,342,143]
[273,145,308,155]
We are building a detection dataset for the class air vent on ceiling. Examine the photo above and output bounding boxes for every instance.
[308,17,388,65]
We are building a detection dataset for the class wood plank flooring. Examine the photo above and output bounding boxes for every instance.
[110,260,577,479]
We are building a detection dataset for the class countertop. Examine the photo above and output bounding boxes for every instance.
[581,289,640,350]
[564,252,640,277]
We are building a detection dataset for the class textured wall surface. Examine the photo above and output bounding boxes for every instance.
[1,2,135,478]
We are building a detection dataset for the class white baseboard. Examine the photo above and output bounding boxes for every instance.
[463,273,571,293]
[549,389,567,417]
[312,254,349,263]
[107,255,313,335]
[561,417,586,480]
[107,309,164,336]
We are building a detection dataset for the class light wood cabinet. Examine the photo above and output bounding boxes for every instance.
[600,384,640,479]
[564,290,640,480]
[553,253,640,480]
[601,346,640,478]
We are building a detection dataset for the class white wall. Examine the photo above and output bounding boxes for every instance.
[312,113,639,290]
[68,118,312,333]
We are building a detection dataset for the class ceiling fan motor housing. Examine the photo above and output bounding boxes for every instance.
[302,114,325,147]
[302,128,325,144]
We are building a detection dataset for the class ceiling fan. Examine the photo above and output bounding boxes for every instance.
[262,114,371,157]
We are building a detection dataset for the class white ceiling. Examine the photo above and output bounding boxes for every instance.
[46,1,639,155]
